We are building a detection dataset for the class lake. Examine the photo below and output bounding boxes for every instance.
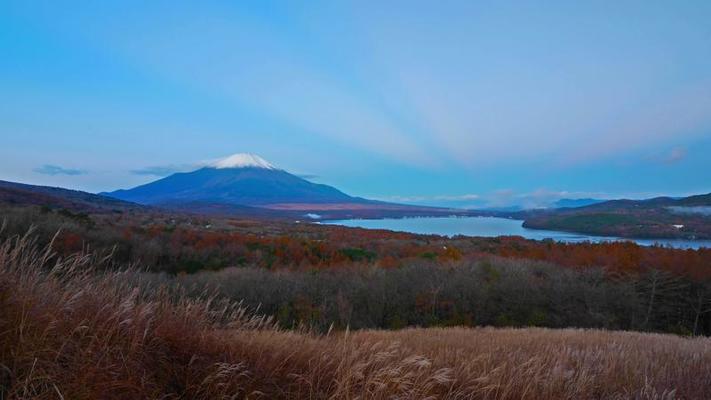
[322,216,711,250]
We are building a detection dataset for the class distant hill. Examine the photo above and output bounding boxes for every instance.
[0,180,145,214]
[521,193,711,239]
[552,198,605,209]
[677,193,711,207]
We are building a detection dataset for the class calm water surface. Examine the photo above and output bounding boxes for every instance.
[322,216,711,250]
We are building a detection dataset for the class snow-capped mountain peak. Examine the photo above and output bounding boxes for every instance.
[106,152,361,207]
[209,153,276,170]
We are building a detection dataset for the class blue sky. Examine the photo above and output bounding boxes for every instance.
[1,1,710,208]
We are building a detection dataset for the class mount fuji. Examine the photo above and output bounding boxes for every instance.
[103,153,460,219]
[105,153,366,207]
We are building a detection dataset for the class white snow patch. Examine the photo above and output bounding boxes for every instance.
[209,153,276,169]
[673,224,684,229]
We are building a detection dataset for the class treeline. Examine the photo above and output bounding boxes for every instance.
[146,258,711,336]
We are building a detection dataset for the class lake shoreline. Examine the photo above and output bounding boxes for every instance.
[322,216,711,250]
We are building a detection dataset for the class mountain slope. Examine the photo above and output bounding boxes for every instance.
[105,153,368,207]
[103,154,472,219]
[106,166,362,206]
[0,180,145,213]
[521,193,711,239]
[553,198,605,209]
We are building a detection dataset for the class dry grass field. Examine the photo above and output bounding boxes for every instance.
[2,234,711,399]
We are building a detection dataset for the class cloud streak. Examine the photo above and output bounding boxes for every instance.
[297,174,320,180]
[380,193,480,203]
[383,190,618,209]
[130,164,197,177]
[33,164,86,176]
[662,147,687,165]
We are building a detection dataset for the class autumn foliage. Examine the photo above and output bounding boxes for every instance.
[2,235,711,399]
[36,218,711,280]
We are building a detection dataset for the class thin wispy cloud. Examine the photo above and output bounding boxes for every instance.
[131,164,196,177]
[33,164,86,176]
[297,174,320,180]
[380,194,480,203]
[662,147,687,165]
[644,146,689,166]
[385,190,617,209]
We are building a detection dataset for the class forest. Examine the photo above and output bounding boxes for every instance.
[3,203,711,336]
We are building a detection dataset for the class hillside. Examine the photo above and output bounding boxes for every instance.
[2,236,710,399]
[0,180,146,214]
[552,198,604,208]
[521,193,711,239]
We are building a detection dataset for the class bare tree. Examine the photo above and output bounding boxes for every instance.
[638,269,688,330]
[690,281,711,335]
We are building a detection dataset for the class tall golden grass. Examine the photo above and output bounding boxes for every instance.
[2,233,711,399]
